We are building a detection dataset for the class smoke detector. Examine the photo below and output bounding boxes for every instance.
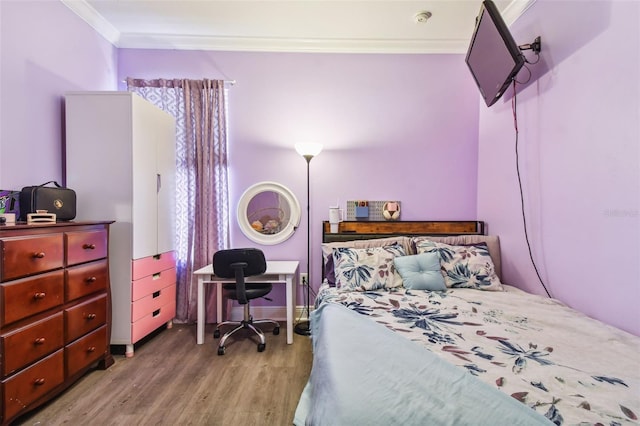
[414,11,432,23]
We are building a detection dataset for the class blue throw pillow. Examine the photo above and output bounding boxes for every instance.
[393,252,446,291]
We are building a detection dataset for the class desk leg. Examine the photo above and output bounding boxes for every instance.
[286,274,294,344]
[217,282,223,324]
[197,275,205,344]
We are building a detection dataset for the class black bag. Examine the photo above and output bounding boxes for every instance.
[19,181,77,221]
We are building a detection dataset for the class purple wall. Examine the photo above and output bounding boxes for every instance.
[2,0,637,335]
[118,50,480,305]
[477,0,640,335]
[0,1,117,189]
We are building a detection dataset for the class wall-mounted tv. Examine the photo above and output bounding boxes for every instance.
[465,0,525,107]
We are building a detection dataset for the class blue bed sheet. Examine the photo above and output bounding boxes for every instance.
[294,303,552,426]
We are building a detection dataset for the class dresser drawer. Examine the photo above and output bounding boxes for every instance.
[66,230,108,266]
[1,313,64,377]
[131,301,176,344]
[132,284,176,322]
[2,349,64,421]
[131,251,176,281]
[66,259,108,302]
[0,270,64,326]
[0,234,64,282]
[64,294,107,343]
[65,325,107,378]
[132,267,176,301]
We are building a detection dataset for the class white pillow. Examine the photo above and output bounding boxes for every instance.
[333,244,406,292]
[414,240,503,291]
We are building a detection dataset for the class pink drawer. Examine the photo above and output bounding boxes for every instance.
[131,284,176,322]
[131,301,176,344]
[131,267,176,301]
[131,251,176,281]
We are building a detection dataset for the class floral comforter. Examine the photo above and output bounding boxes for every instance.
[315,284,640,425]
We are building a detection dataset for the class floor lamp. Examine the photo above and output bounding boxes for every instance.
[294,142,323,336]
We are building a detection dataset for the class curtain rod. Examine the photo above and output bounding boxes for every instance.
[121,79,235,86]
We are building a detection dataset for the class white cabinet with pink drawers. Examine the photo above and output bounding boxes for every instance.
[65,92,177,357]
[129,251,176,356]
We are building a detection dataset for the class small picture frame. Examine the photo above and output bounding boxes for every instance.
[0,190,20,215]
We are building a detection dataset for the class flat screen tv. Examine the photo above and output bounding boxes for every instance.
[465,0,525,107]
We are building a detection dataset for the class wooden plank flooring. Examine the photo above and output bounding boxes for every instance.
[15,323,312,426]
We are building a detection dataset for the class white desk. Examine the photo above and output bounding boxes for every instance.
[193,260,299,345]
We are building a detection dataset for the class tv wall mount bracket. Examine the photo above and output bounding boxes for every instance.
[519,36,542,54]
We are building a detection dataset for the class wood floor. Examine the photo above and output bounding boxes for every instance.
[15,323,312,426]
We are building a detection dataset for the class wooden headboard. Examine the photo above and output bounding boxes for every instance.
[322,220,485,244]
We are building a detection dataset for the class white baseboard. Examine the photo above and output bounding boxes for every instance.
[228,305,310,322]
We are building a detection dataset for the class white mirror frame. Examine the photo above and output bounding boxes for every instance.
[237,181,301,245]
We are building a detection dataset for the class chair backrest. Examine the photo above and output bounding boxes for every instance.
[213,248,267,304]
[213,248,266,278]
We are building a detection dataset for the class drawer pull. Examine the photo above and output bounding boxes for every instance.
[33,252,46,259]
[83,243,96,250]
[87,346,96,353]
[34,378,46,386]
[86,276,97,283]
[34,337,46,345]
[153,290,161,298]
[33,292,46,299]
[153,309,161,317]
[86,313,97,320]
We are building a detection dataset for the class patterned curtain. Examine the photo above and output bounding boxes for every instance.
[126,78,229,323]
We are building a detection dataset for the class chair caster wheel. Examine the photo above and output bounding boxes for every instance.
[214,330,220,338]
[257,343,266,352]
[273,327,280,335]
[217,346,225,356]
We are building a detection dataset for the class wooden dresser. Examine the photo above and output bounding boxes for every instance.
[0,221,114,424]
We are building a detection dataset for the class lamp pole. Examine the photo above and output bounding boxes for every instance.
[295,154,313,335]
[293,143,322,336]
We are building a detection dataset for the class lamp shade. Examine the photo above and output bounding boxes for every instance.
[295,142,323,158]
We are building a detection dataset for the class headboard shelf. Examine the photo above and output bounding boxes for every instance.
[322,221,484,243]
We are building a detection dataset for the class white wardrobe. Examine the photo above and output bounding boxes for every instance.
[65,92,177,357]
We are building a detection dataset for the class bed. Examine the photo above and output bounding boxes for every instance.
[294,221,640,426]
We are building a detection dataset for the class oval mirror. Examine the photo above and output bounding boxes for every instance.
[237,181,301,245]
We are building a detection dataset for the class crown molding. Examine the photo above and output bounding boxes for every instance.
[60,0,120,45]
[117,33,471,54]
[62,0,534,54]
[502,0,537,26]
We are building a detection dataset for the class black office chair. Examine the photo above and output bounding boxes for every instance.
[212,248,280,355]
